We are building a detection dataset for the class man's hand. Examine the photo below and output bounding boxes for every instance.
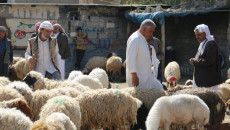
[189,58,195,66]
[29,54,36,70]
[131,72,139,87]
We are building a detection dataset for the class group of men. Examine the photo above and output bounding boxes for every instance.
[126,19,222,92]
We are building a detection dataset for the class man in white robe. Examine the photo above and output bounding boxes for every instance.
[126,19,163,89]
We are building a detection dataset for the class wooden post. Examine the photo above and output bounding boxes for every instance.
[161,21,165,79]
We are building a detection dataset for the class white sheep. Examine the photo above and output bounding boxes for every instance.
[13,56,25,64]
[6,81,33,97]
[106,56,123,81]
[23,71,91,92]
[225,78,230,84]
[146,94,210,130]
[89,67,109,88]
[73,75,103,89]
[31,112,77,130]
[76,89,142,129]
[67,70,83,81]
[82,56,107,74]
[0,76,11,86]
[218,83,230,102]
[9,59,31,81]
[39,95,81,129]
[0,87,24,101]
[0,108,33,130]
[164,61,181,88]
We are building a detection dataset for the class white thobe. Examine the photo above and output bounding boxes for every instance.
[25,37,58,77]
[54,32,65,80]
[126,31,163,89]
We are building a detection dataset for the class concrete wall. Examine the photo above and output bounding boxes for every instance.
[0,4,128,78]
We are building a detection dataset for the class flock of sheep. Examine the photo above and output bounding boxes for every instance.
[0,55,230,130]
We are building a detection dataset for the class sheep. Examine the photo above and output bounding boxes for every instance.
[73,75,103,89]
[13,56,25,64]
[185,79,193,86]
[23,71,91,92]
[31,112,77,130]
[67,70,83,81]
[164,61,181,88]
[0,98,32,119]
[106,56,123,81]
[6,81,33,97]
[89,67,109,88]
[0,87,25,101]
[82,56,107,74]
[9,59,31,81]
[76,89,142,129]
[39,95,81,129]
[218,83,230,102]
[0,108,33,130]
[174,87,226,125]
[22,87,81,121]
[0,76,11,86]
[122,87,166,130]
[225,79,230,84]
[145,94,210,130]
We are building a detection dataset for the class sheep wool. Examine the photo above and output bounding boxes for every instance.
[82,56,107,74]
[0,76,10,86]
[6,81,33,97]
[9,59,31,81]
[0,87,24,101]
[146,94,210,130]
[76,89,142,129]
[0,98,32,119]
[39,96,81,129]
[13,56,25,64]
[122,87,166,110]
[0,108,33,130]
[218,83,230,102]
[23,71,91,92]
[73,75,103,89]
[175,87,226,125]
[32,112,77,130]
[68,70,83,81]
[164,61,180,88]
[89,67,109,88]
[106,56,122,75]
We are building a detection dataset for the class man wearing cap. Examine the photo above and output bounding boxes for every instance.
[0,26,13,77]
[126,19,163,89]
[25,21,61,80]
[189,24,222,92]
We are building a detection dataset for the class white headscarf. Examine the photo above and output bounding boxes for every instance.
[194,24,214,54]
[38,21,53,33]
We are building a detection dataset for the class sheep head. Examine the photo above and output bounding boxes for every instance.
[8,66,18,81]
[23,71,44,90]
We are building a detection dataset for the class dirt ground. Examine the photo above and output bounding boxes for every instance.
[110,76,230,124]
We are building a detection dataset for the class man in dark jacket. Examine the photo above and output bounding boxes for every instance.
[0,26,13,77]
[189,24,222,92]
[53,24,71,80]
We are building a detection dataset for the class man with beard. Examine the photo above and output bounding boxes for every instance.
[25,21,61,80]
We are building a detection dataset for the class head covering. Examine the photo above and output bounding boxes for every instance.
[194,24,214,41]
[38,21,53,33]
[34,22,41,31]
[0,26,8,38]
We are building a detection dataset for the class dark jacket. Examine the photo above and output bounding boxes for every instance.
[193,40,222,87]
[3,38,13,64]
[56,32,71,59]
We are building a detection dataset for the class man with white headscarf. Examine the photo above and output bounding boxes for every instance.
[25,21,61,80]
[189,24,222,92]
[53,24,71,80]
[126,19,163,89]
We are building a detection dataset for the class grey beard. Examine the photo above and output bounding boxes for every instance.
[41,33,49,40]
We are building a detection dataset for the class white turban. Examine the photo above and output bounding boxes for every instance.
[38,21,53,33]
[194,24,214,41]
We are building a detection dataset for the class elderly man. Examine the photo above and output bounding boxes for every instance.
[53,24,71,80]
[0,26,13,77]
[25,21,61,80]
[190,24,222,92]
[126,19,163,89]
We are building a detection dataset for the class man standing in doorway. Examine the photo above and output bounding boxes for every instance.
[189,24,222,92]
[126,19,163,89]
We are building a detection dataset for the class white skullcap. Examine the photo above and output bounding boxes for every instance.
[39,21,53,30]
[194,24,214,41]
